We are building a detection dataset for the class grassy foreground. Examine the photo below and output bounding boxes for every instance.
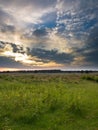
[0,73,98,130]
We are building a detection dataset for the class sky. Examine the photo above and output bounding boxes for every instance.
[0,0,98,71]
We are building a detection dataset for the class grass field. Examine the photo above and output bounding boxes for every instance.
[0,73,98,130]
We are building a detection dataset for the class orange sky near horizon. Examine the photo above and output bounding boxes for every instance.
[0,68,21,72]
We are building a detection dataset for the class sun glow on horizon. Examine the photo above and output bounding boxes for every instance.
[0,68,20,72]
[1,49,63,68]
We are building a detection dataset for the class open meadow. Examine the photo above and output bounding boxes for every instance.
[0,73,98,130]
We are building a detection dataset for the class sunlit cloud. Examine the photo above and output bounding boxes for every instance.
[0,42,62,68]
[0,0,98,70]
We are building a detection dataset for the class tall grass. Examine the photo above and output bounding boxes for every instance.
[0,74,98,130]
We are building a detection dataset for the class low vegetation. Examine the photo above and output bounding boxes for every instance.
[0,73,98,130]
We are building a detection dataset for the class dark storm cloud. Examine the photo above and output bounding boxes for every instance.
[73,25,98,67]
[85,50,98,65]
[0,56,25,68]
[0,41,5,48]
[0,0,98,69]
[0,40,25,54]
[33,28,48,37]
[84,26,98,65]
[11,44,25,54]
[30,48,74,64]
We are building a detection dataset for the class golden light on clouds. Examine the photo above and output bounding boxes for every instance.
[72,56,86,66]
[48,33,70,53]
[0,0,97,70]
[0,43,62,68]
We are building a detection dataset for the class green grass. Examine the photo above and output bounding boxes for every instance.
[0,73,98,130]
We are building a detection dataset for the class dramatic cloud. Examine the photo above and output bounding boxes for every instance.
[30,48,74,64]
[0,0,98,70]
[83,26,98,66]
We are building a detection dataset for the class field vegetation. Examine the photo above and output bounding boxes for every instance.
[0,73,98,130]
